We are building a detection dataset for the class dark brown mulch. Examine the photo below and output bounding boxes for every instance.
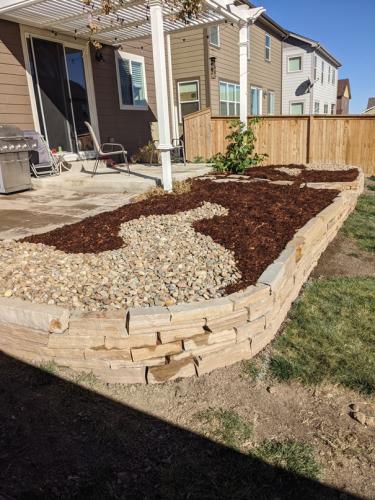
[23,179,337,293]
[241,164,359,183]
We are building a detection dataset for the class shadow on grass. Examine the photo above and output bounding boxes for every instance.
[0,352,359,499]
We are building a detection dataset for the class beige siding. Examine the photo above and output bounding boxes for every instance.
[170,28,207,127]
[0,19,34,129]
[249,21,282,115]
[209,22,239,116]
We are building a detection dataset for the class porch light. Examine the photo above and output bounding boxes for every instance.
[210,56,216,79]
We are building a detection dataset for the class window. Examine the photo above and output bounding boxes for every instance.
[219,81,240,116]
[288,56,302,72]
[290,102,304,115]
[250,86,262,115]
[324,103,328,114]
[314,101,320,114]
[115,51,147,110]
[265,34,271,61]
[331,103,335,114]
[328,65,331,83]
[178,80,199,122]
[208,26,220,47]
[314,55,318,81]
[332,68,336,85]
[321,61,324,84]
[267,90,275,115]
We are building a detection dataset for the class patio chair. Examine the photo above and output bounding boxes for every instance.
[149,138,186,167]
[22,130,60,177]
[84,121,130,177]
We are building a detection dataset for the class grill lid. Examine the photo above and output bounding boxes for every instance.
[0,124,24,139]
[0,124,36,153]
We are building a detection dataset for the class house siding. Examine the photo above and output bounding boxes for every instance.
[0,19,34,129]
[170,19,283,120]
[208,22,239,116]
[282,38,339,115]
[248,20,283,115]
[91,38,157,154]
[170,27,207,128]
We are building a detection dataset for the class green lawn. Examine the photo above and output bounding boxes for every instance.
[342,194,375,252]
[269,278,375,395]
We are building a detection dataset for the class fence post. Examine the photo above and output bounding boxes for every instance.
[306,115,314,164]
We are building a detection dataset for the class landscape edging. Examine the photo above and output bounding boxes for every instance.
[0,171,364,384]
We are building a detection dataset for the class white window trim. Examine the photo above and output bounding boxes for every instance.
[287,54,303,73]
[265,33,271,61]
[177,79,200,123]
[324,103,329,114]
[250,86,263,115]
[314,101,320,114]
[321,61,324,84]
[219,80,240,116]
[208,25,220,48]
[115,50,148,111]
[267,90,275,115]
[289,100,305,115]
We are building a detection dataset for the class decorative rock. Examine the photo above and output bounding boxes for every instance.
[0,203,239,311]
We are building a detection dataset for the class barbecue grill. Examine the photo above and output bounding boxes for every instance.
[0,124,36,194]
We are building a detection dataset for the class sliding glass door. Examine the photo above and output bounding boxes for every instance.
[27,37,92,153]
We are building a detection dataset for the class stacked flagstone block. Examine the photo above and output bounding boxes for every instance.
[0,171,364,384]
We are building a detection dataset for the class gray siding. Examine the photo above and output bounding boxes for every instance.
[0,19,34,129]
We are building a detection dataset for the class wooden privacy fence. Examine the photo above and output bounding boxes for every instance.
[183,108,375,175]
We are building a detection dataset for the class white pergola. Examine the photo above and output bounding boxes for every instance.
[0,0,265,191]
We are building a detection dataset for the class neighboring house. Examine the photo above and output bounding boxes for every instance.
[336,78,351,114]
[170,7,288,132]
[282,32,341,115]
[363,97,375,115]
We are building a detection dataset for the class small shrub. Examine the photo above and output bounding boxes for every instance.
[211,119,267,174]
[368,184,375,191]
[195,408,252,449]
[253,440,320,480]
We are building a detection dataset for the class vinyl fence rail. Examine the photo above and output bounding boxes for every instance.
[184,109,375,175]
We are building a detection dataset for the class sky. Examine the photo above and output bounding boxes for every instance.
[253,0,375,113]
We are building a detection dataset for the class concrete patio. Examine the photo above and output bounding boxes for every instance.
[0,162,211,240]
[32,161,211,194]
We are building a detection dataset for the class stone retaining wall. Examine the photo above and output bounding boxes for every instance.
[0,173,364,384]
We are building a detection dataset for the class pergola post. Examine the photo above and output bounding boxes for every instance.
[239,21,248,128]
[149,0,173,192]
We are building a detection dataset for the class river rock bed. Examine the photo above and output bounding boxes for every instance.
[0,203,240,311]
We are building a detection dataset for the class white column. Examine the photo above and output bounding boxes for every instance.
[150,0,173,192]
[239,22,248,128]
